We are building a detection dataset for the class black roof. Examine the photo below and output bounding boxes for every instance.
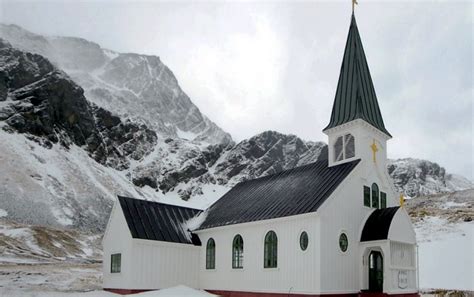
[361,206,400,242]
[117,196,202,245]
[198,159,360,230]
[324,14,391,137]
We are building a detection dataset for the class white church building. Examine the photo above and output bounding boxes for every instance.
[103,13,419,297]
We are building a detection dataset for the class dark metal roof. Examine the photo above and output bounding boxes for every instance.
[198,159,360,230]
[361,206,400,242]
[117,196,202,245]
[324,14,391,137]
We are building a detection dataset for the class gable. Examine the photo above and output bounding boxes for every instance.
[118,196,202,245]
[198,159,360,230]
[102,198,132,245]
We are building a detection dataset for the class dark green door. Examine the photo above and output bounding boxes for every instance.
[369,251,383,292]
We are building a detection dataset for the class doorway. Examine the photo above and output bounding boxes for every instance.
[368,251,383,292]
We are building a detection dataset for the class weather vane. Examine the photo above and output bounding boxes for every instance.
[352,0,358,14]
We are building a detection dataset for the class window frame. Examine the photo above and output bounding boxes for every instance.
[264,231,278,268]
[371,183,380,209]
[344,134,355,158]
[380,192,387,209]
[206,238,216,270]
[333,133,355,162]
[334,135,344,162]
[299,231,309,251]
[232,234,244,269]
[339,233,349,253]
[110,253,121,274]
[363,185,371,207]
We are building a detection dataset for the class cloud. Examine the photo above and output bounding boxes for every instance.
[173,10,293,141]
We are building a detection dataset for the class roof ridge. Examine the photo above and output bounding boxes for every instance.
[117,195,203,212]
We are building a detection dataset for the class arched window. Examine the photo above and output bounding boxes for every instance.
[264,231,278,268]
[206,238,215,269]
[232,235,244,269]
[372,183,379,209]
[334,134,355,162]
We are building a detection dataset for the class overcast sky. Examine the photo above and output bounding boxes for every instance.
[1,0,472,179]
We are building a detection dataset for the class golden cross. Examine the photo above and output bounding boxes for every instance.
[370,139,378,163]
[352,0,358,14]
[399,193,405,207]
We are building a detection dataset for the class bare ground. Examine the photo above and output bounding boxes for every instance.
[0,262,102,292]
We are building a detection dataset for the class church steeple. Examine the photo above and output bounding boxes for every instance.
[323,14,391,137]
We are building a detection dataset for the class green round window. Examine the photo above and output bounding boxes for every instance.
[300,231,308,251]
[339,233,348,252]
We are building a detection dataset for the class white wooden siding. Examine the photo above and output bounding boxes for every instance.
[129,239,200,289]
[196,213,321,294]
[102,201,134,290]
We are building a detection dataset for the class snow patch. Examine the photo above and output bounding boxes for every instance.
[440,201,467,209]
[418,221,473,291]
[134,285,217,296]
[0,209,7,217]
[103,49,119,60]
[176,128,198,141]
[147,183,230,210]
[183,210,208,233]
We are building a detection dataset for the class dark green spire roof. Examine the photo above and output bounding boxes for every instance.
[324,14,391,137]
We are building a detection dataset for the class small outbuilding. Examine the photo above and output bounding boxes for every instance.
[102,196,202,294]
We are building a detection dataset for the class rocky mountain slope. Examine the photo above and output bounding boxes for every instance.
[0,24,471,233]
[388,158,472,197]
[0,23,231,145]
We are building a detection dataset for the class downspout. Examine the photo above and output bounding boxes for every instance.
[416,244,420,292]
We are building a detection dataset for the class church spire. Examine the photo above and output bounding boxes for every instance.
[323,14,391,137]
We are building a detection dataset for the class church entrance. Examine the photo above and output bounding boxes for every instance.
[368,251,383,292]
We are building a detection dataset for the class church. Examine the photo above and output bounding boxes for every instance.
[102,13,419,297]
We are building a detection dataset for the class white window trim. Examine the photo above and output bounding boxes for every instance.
[333,133,357,164]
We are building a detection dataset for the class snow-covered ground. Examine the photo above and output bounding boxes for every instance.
[406,190,474,292]
[416,219,473,291]
[0,285,216,297]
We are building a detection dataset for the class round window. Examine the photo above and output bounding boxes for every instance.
[300,231,308,251]
[339,233,348,252]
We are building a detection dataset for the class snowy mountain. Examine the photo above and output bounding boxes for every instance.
[0,24,471,233]
[388,158,473,197]
[0,23,232,145]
